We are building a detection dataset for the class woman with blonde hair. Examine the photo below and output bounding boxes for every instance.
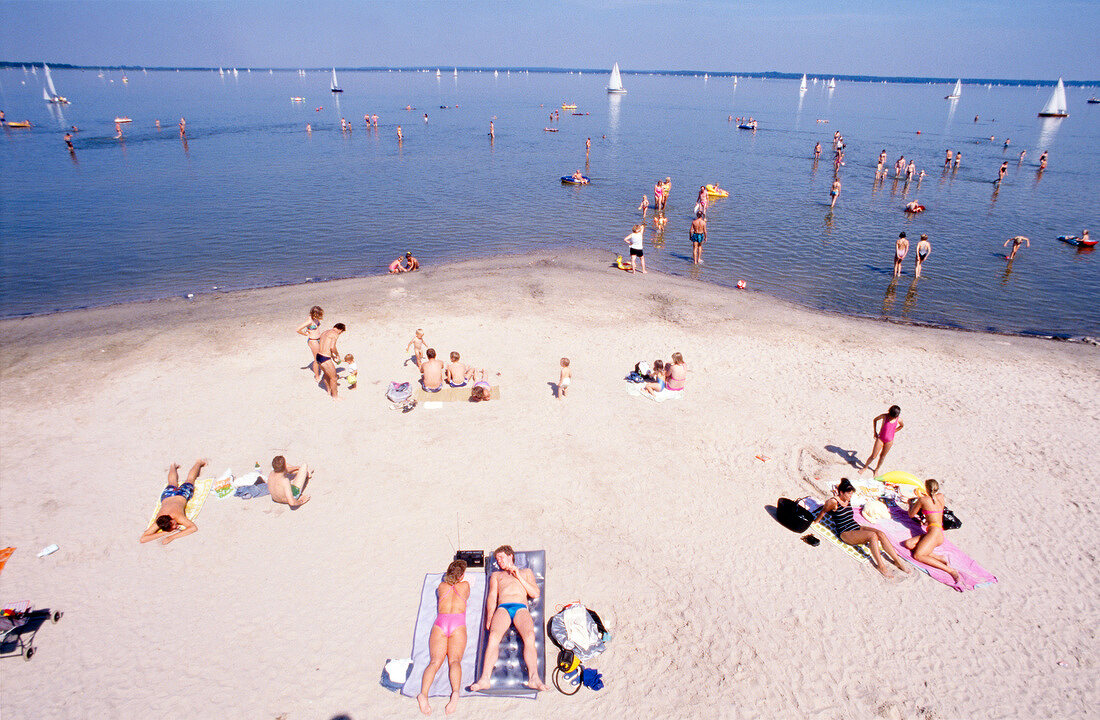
[665,352,686,391]
[417,559,471,715]
[295,306,324,381]
[903,479,960,583]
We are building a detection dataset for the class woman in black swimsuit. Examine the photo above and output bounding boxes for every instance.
[815,479,911,579]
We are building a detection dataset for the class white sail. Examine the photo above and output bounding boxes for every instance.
[799,74,807,92]
[453,68,458,76]
[44,64,59,96]
[331,68,339,90]
[43,87,51,101]
[436,68,441,77]
[946,79,961,99]
[827,77,836,89]
[607,62,626,93]
[1038,78,1069,117]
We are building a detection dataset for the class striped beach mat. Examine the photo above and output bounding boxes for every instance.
[803,498,872,564]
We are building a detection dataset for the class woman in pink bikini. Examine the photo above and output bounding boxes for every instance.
[665,352,686,391]
[417,559,470,715]
[860,404,903,476]
[903,478,960,584]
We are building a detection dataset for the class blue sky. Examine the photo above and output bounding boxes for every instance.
[2,0,1096,80]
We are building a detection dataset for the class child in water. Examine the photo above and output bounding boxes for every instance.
[343,354,358,389]
[638,194,649,217]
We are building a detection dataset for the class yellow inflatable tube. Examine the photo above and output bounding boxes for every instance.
[705,184,729,198]
[875,470,926,496]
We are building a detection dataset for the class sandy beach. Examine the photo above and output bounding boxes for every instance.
[1,249,1097,720]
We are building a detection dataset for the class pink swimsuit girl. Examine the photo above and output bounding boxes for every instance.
[878,417,899,443]
[433,583,466,638]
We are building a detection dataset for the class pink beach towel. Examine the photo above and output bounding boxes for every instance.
[854,504,997,592]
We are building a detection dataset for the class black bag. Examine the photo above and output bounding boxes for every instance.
[777,497,814,533]
[942,507,961,530]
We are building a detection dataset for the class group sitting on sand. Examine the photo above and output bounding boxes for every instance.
[416,545,547,715]
[631,353,686,396]
[417,346,494,401]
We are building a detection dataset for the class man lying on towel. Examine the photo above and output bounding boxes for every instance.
[467,545,549,692]
[139,459,206,545]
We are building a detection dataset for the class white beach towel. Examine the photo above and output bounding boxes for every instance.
[625,383,684,402]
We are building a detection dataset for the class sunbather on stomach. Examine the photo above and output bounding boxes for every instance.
[417,560,471,715]
[139,459,206,545]
[814,478,911,579]
[467,545,549,693]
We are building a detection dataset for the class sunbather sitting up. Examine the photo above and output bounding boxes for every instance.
[815,478,911,579]
[267,455,311,507]
[140,459,206,544]
[467,546,549,692]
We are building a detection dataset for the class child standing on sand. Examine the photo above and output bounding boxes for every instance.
[343,354,358,389]
[860,405,904,476]
[558,358,571,398]
[405,329,427,366]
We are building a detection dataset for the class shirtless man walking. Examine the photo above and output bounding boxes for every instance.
[316,323,346,399]
[266,455,311,507]
[140,459,206,544]
[689,211,707,264]
[467,546,549,693]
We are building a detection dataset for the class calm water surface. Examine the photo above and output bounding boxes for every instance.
[1,68,1097,336]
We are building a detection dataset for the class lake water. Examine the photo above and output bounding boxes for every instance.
[1,67,1097,337]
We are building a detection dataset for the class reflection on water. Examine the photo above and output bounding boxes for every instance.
[608,93,621,136]
[882,277,899,313]
[1036,117,1062,150]
[903,278,919,315]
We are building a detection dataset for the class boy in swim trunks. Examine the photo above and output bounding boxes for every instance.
[467,546,549,693]
[1003,235,1029,261]
[140,459,207,544]
[316,323,346,399]
[446,351,469,387]
[267,455,311,507]
[690,211,707,264]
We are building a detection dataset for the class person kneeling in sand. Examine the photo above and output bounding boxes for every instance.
[267,455,311,507]
[417,559,470,715]
[467,546,549,692]
[815,479,910,579]
[140,459,206,544]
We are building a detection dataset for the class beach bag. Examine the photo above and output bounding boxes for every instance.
[386,381,412,403]
[942,507,962,530]
[777,497,814,533]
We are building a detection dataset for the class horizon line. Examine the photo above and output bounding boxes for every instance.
[2,61,1096,86]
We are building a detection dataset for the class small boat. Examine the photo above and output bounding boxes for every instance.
[1059,235,1096,248]
[121,74,128,83]
[218,67,224,76]
[561,175,589,185]
[606,62,627,94]
[435,69,441,77]
[737,122,757,130]
[330,67,343,93]
[453,68,458,77]
[827,77,836,89]
[5,121,32,128]
[114,117,133,123]
[290,96,305,102]
[542,127,559,132]
[1088,97,1100,104]
[561,103,577,110]
[799,74,807,93]
[705,184,728,198]
[1038,78,1069,117]
[42,64,70,104]
[945,79,962,100]
[572,112,588,116]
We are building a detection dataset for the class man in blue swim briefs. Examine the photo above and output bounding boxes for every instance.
[316,323,346,399]
[139,459,206,545]
[467,545,549,693]
[419,348,444,392]
[689,211,707,265]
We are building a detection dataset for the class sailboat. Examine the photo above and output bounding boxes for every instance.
[607,62,627,94]
[1037,78,1069,117]
[945,79,961,100]
[436,68,441,77]
[799,74,808,93]
[42,64,70,104]
[827,77,836,89]
[330,67,343,93]
[219,67,224,76]
[453,68,458,77]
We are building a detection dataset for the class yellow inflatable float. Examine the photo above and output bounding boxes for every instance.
[875,470,926,497]
[705,184,728,198]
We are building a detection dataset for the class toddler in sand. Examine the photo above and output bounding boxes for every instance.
[558,358,571,398]
[342,354,358,389]
[405,329,427,366]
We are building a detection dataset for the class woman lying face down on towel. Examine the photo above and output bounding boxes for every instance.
[815,479,911,580]
[417,560,470,715]
[903,479,960,584]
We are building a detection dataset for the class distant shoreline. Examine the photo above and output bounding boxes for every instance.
[1,61,1096,87]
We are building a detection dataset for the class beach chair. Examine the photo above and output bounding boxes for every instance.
[0,602,63,661]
